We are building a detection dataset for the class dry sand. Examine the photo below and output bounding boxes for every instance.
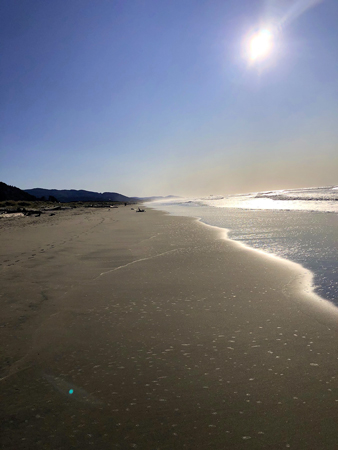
[1,206,338,449]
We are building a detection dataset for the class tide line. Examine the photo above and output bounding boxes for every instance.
[97,248,181,278]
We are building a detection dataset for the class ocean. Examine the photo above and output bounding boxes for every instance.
[148,186,338,306]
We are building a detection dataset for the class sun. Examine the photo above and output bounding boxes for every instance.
[249,29,273,61]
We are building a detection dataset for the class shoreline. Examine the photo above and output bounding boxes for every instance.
[149,202,338,313]
[198,218,338,328]
[2,206,338,449]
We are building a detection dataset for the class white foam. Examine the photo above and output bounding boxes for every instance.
[148,185,338,214]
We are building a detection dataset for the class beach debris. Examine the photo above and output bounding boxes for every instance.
[0,212,25,218]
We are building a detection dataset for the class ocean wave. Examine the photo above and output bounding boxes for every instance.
[151,186,338,214]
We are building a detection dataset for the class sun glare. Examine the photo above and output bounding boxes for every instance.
[249,29,273,61]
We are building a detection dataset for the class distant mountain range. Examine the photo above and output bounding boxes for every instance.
[25,188,132,203]
[1,181,178,203]
[24,189,180,203]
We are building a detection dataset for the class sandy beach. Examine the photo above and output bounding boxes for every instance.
[1,206,338,449]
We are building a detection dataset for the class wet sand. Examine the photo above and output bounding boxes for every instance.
[1,206,338,449]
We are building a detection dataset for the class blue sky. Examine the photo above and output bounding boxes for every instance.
[1,0,337,196]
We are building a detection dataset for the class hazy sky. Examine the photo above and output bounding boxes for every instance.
[1,0,337,196]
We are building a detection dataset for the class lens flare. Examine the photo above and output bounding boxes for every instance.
[249,29,273,61]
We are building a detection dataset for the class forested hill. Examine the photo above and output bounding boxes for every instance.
[0,182,37,201]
